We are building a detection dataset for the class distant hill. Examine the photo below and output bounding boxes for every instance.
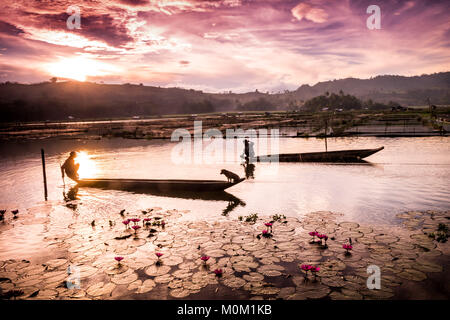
[1,72,449,122]
[291,72,450,106]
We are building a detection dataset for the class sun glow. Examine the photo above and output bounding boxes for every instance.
[47,56,115,81]
[75,151,97,179]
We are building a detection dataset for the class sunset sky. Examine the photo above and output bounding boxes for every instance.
[0,0,449,92]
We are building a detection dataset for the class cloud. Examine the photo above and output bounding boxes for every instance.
[291,2,328,23]
[0,21,25,36]
[0,0,448,91]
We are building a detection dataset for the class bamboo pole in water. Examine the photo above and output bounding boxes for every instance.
[41,149,48,201]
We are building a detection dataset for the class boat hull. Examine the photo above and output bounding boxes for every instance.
[255,147,384,163]
[77,178,245,192]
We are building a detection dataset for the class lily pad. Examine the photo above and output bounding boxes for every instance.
[105,264,129,275]
[154,274,174,284]
[398,269,427,281]
[223,276,246,288]
[170,288,191,298]
[86,282,116,297]
[128,279,156,293]
[145,265,171,277]
[111,270,138,285]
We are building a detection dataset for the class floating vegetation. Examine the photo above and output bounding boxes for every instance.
[238,213,258,224]
[272,214,286,222]
[426,223,449,243]
[0,207,448,300]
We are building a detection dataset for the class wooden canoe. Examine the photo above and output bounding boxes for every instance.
[254,146,384,162]
[77,178,245,192]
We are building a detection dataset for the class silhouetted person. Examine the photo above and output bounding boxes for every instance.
[61,151,80,182]
[243,139,255,161]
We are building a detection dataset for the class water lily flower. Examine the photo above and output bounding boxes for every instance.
[264,222,273,232]
[122,220,130,228]
[130,218,141,225]
[309,231,318,242]
[311,265,320,280]
[311,266,320,272]
[201,256,210,263]
[300,264,313,278]
[317,234,329,247]
[114,257,124,265]
[343,243,353,254]
[214,269,223,277]
[261,229,272,238]
[132,225,141,233]
[155,252,163,258]
[301,264,313,271]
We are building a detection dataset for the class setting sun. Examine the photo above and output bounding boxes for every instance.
[74,151,97,179]
[47,56,114,81]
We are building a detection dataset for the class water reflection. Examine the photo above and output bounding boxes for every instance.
[241,160,256,179]
[75,185,246,215]
[0,136,448,225]
[63,186,79,210]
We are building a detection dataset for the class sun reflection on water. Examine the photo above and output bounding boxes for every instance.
[75,151,97,179]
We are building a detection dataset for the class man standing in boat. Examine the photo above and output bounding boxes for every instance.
[243,139,255,162]
[61,151,80,182]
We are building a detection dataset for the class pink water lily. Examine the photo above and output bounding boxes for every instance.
[214,269,223,277]
[343,243,353,254]
[201,256,210,263]
[114,257,124,265]
[311,265,320,280]
[301,264,313,271]
[309,231,318,242]
[122,220,130,229]
[155,252,163,258]
[130,218,141,224]
[317,234,329,247]
[300,264,313,278]
[132,225,141,233]
[262,230,268,234]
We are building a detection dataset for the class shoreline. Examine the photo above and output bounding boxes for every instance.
[0,110,448,141]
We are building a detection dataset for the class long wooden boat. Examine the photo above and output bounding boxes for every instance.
[254,146,384,163]
[77,178,245,192]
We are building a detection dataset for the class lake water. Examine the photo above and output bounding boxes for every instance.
[1,135,449,223]
[0,135,449,261]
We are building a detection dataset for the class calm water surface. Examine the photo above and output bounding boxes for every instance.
[0,136,449,260]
